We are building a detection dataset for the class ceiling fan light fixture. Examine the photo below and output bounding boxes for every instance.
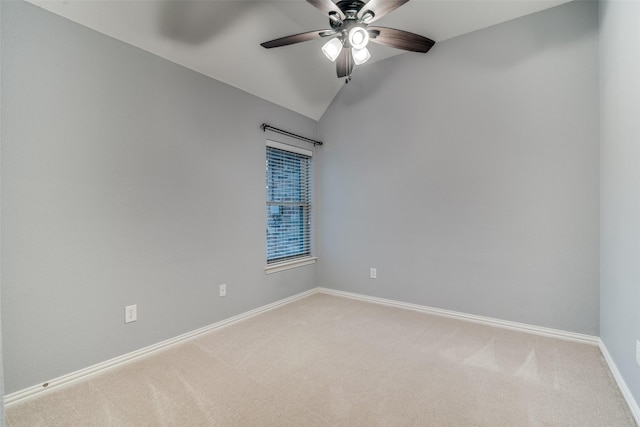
[361,10,375,23]
[328,11,342,25]
[352,47,371,65]
[322,38,343,62]
[348,26,369,50]
[260,0,435,79]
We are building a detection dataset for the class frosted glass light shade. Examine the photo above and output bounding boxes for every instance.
[361,10,375,23]
[352,47,371,65]
[348,27,369,50]
[322,38,343,62]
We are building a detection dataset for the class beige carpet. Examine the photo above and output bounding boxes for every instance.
[6,293,636,426]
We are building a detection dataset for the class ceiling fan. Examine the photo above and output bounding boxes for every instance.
[260,0,435,80]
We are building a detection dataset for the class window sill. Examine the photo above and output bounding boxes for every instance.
[265,257,317,274]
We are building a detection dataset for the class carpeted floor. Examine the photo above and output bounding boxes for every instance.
[6,293,636,426]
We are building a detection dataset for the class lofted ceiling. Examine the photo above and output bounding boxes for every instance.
[27,0,572,120]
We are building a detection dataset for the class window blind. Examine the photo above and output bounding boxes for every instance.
[266,141,312,264]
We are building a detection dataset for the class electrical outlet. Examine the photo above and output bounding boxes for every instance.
[370,268,377,279]
[125,304,137,324]
[636,340,640,367]
[219,284,227,297]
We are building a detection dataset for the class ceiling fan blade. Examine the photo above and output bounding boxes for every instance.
[307,0,345,19]
[261,30,334,49]
[367,26,435,53]
[359,0,409,23]
[336,48,353,78]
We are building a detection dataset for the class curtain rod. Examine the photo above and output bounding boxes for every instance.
[261,123,323,146]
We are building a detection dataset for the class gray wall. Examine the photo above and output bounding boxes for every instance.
[1,0,4,421]
[600,0,640,405]
[1,1,318,394]
[318,1,600,335]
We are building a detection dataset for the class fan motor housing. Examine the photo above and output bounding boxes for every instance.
[332,0,368,37]
[336,0,366,15]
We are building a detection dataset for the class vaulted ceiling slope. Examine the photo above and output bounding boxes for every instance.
[28,0,572,120]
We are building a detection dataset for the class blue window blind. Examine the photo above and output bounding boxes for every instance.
[266,141,312,264]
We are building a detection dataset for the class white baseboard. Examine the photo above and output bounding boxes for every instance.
[5,286,627,413]
[4,288,317,407]
[316,288,599,345]
[315,289,640,420]
[599,339,640,425]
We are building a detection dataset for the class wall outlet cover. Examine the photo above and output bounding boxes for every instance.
[125,304,137,324]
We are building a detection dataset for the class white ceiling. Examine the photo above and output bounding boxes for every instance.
[28,0,572,120]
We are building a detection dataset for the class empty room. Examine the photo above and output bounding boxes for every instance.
[1,0,639,425]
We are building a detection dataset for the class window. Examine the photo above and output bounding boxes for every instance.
[266,140,314,271]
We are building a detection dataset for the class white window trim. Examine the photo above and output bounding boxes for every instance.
[266,140,312,157]
[265,139,315,273]
[265,256,317,274]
